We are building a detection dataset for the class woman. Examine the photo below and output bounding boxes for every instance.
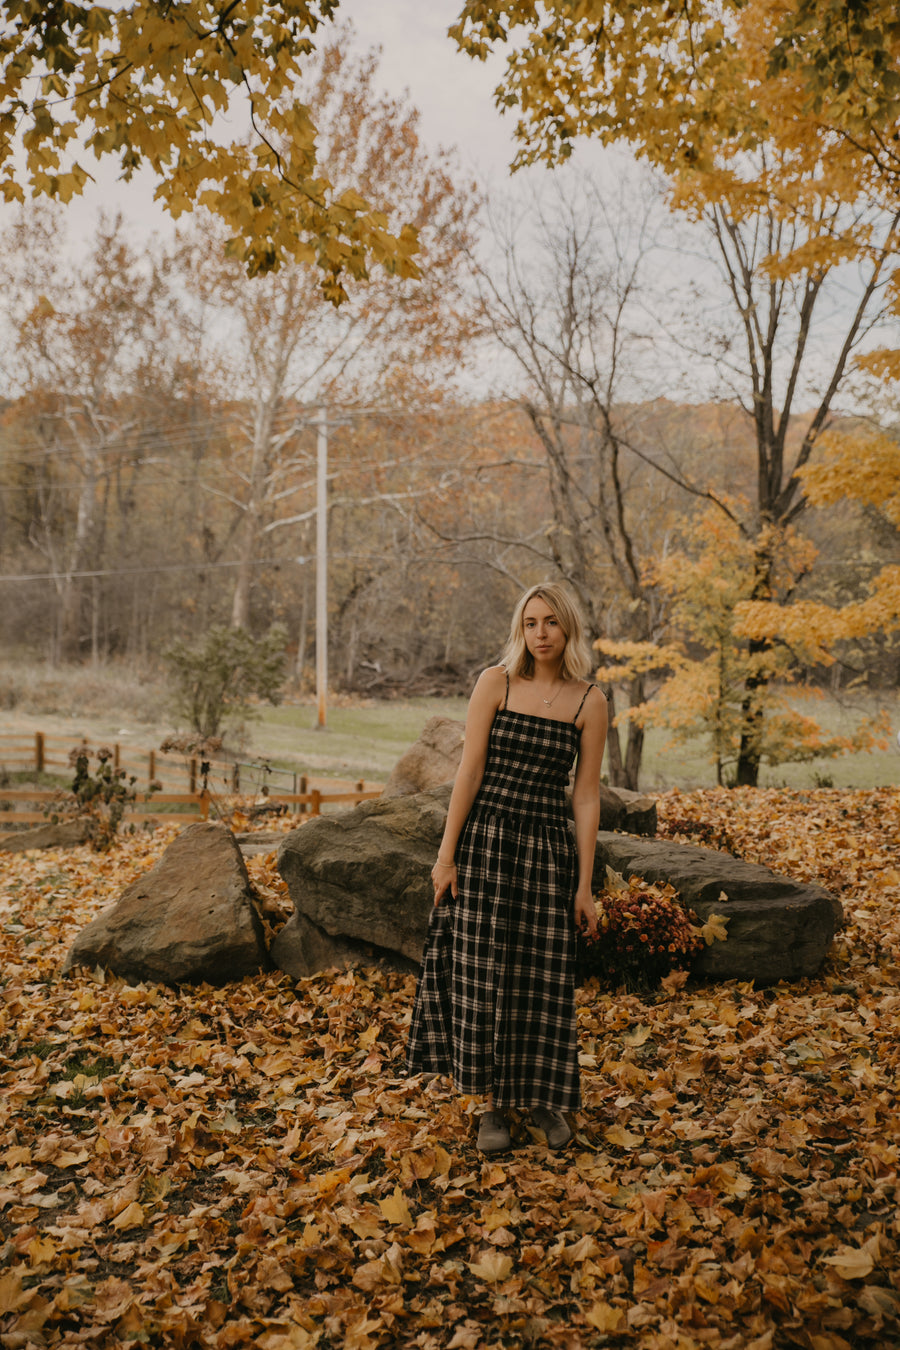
[406,582,608,1153]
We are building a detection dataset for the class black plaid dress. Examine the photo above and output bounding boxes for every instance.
[407,683,592,1112]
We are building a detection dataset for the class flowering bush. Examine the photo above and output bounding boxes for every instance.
[578,873,705,992]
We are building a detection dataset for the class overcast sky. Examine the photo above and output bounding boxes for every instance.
[337,0,518,183]
[61,1,596,239]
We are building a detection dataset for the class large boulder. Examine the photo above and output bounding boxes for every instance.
[380,716,465,798]
[272,787,449,979]
[275,789,841,986]
[598,784,657,836]
[593,832,843,984]
[63,821,270,985]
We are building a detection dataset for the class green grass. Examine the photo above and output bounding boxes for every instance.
[3,656,896,791]
[253,691,899,790]
[637,693,899,791]
[252,696,470,782]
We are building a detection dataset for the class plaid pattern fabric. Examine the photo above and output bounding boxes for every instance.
[407,704,586,1111]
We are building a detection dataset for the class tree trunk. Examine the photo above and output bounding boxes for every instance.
[734,548,774,787]
[230,527,255,631]
[734,644,768,786]
[622,676,646,790]
[295,564,311,682]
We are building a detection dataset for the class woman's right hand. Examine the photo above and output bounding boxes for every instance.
[431,859,458,906]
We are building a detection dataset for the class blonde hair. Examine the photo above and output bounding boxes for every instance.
[500,582,593,680]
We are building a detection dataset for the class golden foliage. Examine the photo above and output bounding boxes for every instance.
[452,0,900,322]
[3,789,900,1344]
[736,425,900,653]
[593,509,875,774]
[0,3,421,297]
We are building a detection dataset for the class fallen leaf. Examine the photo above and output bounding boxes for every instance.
[585,1301,623,1331]
[378,1186,412,1227]
[468,1250,513,1283]
[823,1246,875,1280]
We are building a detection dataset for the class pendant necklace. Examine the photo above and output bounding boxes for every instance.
[542,679,564,708]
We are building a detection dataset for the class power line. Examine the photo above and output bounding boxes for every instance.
[0,556,306,583]
[0,546,404,583]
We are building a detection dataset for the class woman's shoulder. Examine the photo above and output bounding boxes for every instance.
[465,665,507,735]
[474,664,508,692]
[574,678,608,718]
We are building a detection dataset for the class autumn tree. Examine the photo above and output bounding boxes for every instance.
[598,505,881,785]
[452,0,900,785]
[0,206,190,662]
[767,0,900,199]
[0,0,420,295]
[735,418,900,674]
[462,172,687,788]
[173,31,480,633]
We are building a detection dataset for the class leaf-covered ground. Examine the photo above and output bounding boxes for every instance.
[2,787,899,1350]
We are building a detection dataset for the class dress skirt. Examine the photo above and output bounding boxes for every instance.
[406,706,584,1112]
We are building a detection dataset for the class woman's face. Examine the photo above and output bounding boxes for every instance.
[522,596,567,667]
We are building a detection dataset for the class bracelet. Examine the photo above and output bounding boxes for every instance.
[435,857,456,867]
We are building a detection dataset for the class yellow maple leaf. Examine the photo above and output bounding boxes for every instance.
[468,1250,513,1283]
[585,1301,623,1331]
[701,912,729,945]
[822,1246,875,1280]
[378,1186,412,1227]
[111,1201,145,1231]
[604,1124,644,1150]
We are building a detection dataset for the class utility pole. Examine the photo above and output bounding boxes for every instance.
[316,406,328,729]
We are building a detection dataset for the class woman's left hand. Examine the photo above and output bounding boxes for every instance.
[431,859,458,905]
[574,889,598,938]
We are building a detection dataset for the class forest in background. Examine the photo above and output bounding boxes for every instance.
[1,18,900,793]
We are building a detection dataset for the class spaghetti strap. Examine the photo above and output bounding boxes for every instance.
[573,683,596,722]
[502,669,510,711]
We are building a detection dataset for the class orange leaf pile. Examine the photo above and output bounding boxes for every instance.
[2,788,900,1347]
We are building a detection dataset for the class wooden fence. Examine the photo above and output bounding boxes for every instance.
[0,731,383,824]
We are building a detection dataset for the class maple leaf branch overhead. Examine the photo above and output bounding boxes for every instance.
[0,1,422,300]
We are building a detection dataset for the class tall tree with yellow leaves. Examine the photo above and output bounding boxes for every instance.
[452,0,900,784]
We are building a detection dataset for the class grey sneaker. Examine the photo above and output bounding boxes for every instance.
[477,1109,511,1154]
[532,1106,572,1150]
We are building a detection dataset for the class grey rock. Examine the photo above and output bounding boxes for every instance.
[63,821,270,985]
[0,818,93,851]
[593,832,842,985]
[275,787,841,986]
[274,786,450,977]
[271,910,418,980]
[381,716,465,798]
[598,784,657,836]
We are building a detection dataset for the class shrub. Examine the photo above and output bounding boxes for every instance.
[164,624,288,739]
[578,873,705,993]
[47,746,150,851]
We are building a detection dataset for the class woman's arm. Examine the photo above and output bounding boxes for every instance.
[571,686,609,937]
[431,665,505,905]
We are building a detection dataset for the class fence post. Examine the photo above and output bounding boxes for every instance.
[189,757,197,794]
[232,763,240,792]
[114,743,120,770]
[148,749,155,787]
[299,774,308,815]
[200,789,210,821]
[310,788,321,817]
[35,732,44,774]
